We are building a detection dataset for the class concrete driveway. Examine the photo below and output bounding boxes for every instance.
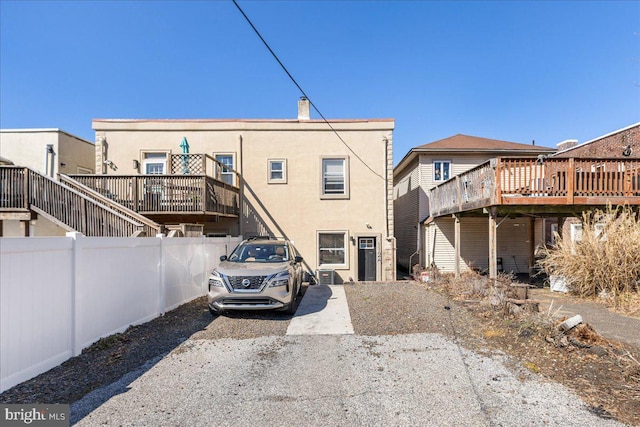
[71,285,624,426]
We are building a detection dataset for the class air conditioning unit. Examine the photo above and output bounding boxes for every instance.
[316,269,334,285]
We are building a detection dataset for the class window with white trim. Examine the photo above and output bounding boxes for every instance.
[321,156,349,199]
[268,159,287,184]
[433,161,451,182]
[318,232,348,267]
[215,154,235,186]
[143,152,167,174]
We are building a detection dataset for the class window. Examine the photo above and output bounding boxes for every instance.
[318,232,348,266]
[433,161,451,182]
[143,152,167,174]
[268,159,287,184]
[321,156,349,199]
[215,154,235,186]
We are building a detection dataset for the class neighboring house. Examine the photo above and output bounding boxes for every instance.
[396,127,640,281]
[553,122,639,159]
[86,98,396,283]
[0,128,95,177]
[0,129,95,237]
[393,134,554,274]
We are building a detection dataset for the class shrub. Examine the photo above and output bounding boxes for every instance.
[539,205,640,308]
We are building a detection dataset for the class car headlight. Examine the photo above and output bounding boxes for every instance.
[268,271,290,288]
[209,270,225,290]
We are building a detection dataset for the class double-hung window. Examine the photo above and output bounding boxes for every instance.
[433,161,451,182]
[268,159,287,184]
[143,152,167,175]
[318,232,348,267]
[215,154,235,186]
[321,156,349,199]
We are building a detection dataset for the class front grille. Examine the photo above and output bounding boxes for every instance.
[221,298,274,306]
[226,275,267,290]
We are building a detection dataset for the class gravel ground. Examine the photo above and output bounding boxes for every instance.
[1,281,637,426]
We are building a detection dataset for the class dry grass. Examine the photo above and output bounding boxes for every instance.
[539,205,640,310]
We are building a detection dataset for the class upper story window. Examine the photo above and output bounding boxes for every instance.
[433,161,451,182]
[321,156,349,199]
[215,154,235,186]
[143,152,167,174]
[268,159,287,184]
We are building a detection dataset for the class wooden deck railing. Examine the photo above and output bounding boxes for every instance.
[60,174,162,237]
[68,174,240,217]
[430,157,640,217]
[1,166,145,236]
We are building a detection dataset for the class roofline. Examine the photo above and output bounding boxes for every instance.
[394,146,555,177]
[92,118,395,124]
[552,122,640,156]
[0,128,93,144]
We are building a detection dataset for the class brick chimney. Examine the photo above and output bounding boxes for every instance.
[557,139,578,151]
[298,96,310,121]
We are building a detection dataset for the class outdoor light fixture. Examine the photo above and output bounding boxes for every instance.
[133,159,140,170]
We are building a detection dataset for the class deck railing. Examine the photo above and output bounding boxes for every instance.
[0,166,145,236]
[430,157,640,217]
[60,174,163,237]
[68,174,239,217]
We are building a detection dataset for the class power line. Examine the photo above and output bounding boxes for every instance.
[232,0,386,182]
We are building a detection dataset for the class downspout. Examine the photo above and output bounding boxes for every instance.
[238,134,244,238]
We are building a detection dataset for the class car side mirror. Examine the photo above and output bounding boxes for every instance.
[220,255,227,261]
[294,256,303,263]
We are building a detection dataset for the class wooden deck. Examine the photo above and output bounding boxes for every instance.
[68,174,240,218]
[429,157,640,218]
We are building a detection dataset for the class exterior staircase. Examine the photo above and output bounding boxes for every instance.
[0,166,162,237]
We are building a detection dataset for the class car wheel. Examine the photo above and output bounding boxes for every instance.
[285,285,299,315]
[209,306,221,317]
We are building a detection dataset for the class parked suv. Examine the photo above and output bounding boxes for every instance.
[207,237,304,316]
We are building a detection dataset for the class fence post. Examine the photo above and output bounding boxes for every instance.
[66,232,83,356]
[157,233,166,315]
[567,158,575,204]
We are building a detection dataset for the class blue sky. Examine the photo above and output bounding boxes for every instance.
[1,1,638,165]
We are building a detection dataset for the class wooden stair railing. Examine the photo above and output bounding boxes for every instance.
[1,166,146,237]
[59,174,162,237]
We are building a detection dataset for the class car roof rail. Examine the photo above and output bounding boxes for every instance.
[247,236,278,241]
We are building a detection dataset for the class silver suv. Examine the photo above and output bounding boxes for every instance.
[207,237,304,316]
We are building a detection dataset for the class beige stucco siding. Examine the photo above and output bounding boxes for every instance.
[92,118,395,283]
[0,129,94,177]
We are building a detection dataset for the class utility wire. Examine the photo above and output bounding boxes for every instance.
[232,0,386,182]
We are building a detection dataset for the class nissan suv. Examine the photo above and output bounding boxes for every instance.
[207,237,304,316]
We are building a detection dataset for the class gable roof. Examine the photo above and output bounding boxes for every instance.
[415,134,550,151]
[394,134,555,176]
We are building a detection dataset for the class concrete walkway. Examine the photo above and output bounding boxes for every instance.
[286,285,354,335]
[530,288,640,347]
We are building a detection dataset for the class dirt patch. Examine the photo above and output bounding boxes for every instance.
[437,274,640,426]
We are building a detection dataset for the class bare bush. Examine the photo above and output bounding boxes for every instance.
[539,205,640,308]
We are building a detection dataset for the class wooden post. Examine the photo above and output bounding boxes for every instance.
[132,177,139,212]
[489,208,497,280]
[566,158,575,204]
[495,158,502,204]
[529,217,536,278]
[454,214,461,278]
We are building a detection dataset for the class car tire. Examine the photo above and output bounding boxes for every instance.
[209,306,221,317]
[285,285,299,315]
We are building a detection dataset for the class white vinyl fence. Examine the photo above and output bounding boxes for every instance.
[0,233,241,393]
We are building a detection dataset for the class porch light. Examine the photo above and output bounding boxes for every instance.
[133,160,140,170]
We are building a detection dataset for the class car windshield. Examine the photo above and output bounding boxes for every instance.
[227,243,289,263]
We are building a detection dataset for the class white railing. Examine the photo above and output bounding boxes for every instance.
[0,234,242,393]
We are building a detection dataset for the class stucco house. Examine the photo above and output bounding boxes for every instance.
[81,98,396,283]
[0,129,95,237]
